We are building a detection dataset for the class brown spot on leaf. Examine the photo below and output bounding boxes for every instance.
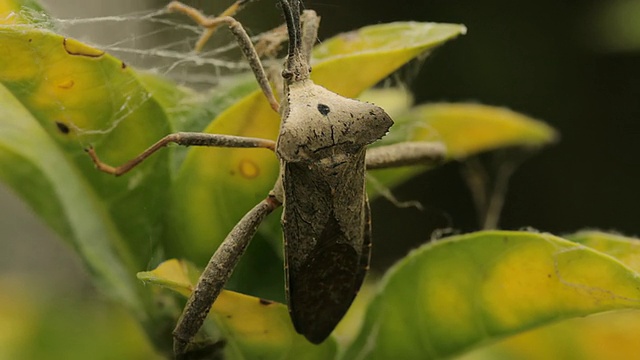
[121,62,127,69]
[55,121,70,134]
[259,298,274,306]
[63,38,105,58]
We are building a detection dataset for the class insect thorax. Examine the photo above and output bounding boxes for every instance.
[276,80,393,163]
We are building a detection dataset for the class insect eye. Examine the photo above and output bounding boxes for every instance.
[282,69,293,80]
[317,103,331,116]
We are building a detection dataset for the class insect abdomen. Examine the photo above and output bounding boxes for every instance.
[282,149,370,343]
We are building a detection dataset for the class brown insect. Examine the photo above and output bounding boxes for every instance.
[86,0,444,356]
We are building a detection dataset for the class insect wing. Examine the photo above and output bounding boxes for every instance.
[282,150,370,343]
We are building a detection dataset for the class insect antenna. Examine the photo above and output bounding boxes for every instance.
[279,0,301,57]
[279,0,310,82]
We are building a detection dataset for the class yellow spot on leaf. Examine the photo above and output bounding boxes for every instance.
[481,241,559,329]
[239,159,260,179]
[27,37,114,134]
[57,79,74,89]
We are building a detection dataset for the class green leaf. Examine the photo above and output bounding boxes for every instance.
[461,231,640,360]
[311,22,467,97]
[134,71,260,135]
[460,310,640,360]
[0,276,162,360]
[138,260,338,360]
[343,230,640,359]
[0,26,173,314]
[566,231,640,271]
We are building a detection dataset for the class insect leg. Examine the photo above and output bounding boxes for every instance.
[365,141,447,170]
[366,174,425,210]
[356,196,372,286]
[168,1,279,112]
[174,0,258,53]
[173,194,282,357]
[86,132,275,176]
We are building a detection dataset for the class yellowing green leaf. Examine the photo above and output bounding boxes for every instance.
[165,92,281,265]
[363,91,557,192]
[311,22,466,98]
[461,232,640,360]
[0,26,173,314]
[343,231,640,360]
[566,231,640,271]
[138,260,338,360]
[137,259,196,297]
[369,91,557,154]
[409,103,557,158]
[461,309,640,360]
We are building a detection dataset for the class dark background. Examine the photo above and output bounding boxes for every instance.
[2,0,639,292]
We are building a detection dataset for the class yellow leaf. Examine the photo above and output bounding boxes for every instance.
[409,103,557,159]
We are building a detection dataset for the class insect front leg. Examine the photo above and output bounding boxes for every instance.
[365,141,447,170]
[87,132,275,176]
[365,142,447,209]
[171,0,256,53]
[173,194,282,357]
[167,1,279,112]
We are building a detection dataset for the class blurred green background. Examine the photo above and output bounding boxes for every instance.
[1,0,639,358]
